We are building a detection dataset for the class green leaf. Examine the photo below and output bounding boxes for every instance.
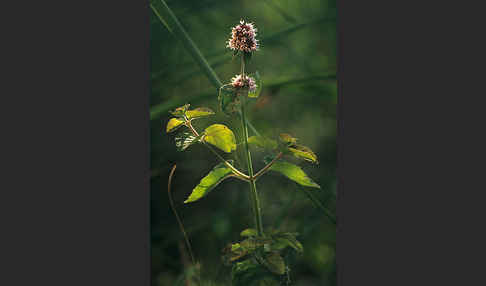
[232,259,259,277]
[288,144,318,164]
[174,132,201,151]
[222,242,249,265]
[240,228,258,237]
[203,124,237,153]
[279,133,298,146]
[248,136,278,150]
[248,71,262,98]
[184,162,233,203]
[240,237,272,252]
[263,252,286,275]
[166,118,185,133]
[186,107,215,120]
[219,84,239,115]
[272,233,304,253]
[269,161,320,188]
[170,104,190,117]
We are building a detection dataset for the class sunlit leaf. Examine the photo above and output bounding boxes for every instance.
[170,103,190,117]
[184,162,233,203]
[166,118,185,133]
[186,107,215,120]
[240,228,258,237]
[263,252,285,275]
[174,132,201,151]
[288,144,318,164]
[248,71,262,98]
[269,161,320,188]
[203,124,237,153]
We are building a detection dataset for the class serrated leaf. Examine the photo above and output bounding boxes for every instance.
[174,132,201,151]
[240,228,258,237]
[186,107,215,120]
[166,118,185,133]
[288,144,318,164]
[203,124,237,153]
[219,84,239,115]
[248,71,262,98]
[263,252,285,275]
[248,136,278,150]
[279,133,298,145]
[184,162,233,203]
[170,104,190,117]
[269,161,320,188]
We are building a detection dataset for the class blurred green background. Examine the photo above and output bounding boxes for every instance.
[150,0,337,285]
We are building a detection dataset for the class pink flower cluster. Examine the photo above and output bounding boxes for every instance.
[226,20,259,52]
[231,74,257,92]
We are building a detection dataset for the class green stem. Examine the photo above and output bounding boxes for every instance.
[239,56,264,236]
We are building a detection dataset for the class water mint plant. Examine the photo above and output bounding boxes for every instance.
[165,20,321,286]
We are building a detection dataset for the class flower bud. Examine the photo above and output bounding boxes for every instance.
[231,74,257,93]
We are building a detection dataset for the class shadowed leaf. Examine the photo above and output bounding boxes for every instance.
[272,233,304,253]
[219,84,239,115]
[186,107,215,120]
[174,132,201,151]
[248,136,278,150]
[263,252,286,275]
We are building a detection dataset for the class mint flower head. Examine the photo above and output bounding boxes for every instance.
[226,20,259,53]
[231,74,257,93]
